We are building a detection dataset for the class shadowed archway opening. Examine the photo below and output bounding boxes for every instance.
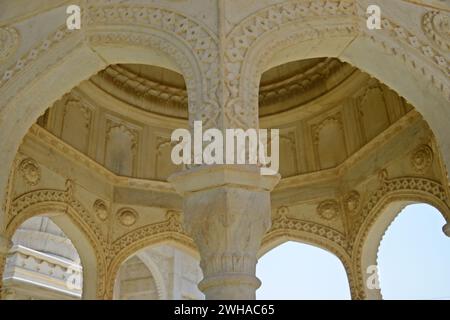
[256,241,351,300]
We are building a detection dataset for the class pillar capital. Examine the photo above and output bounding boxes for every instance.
[169,165,280,299]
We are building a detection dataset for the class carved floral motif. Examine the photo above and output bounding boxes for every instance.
[116,207,138,227]
[317,199,340,220]
[344,191,361,215]
[93,199,109,221]
[411,144,433,173]
[1,27,70,89]
[18,158,41,186]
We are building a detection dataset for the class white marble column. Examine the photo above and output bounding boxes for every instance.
[170,165,279,300]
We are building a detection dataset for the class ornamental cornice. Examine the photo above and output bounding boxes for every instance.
[90,58,354,118]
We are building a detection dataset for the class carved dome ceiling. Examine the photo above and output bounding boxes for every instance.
[89,57,357,119]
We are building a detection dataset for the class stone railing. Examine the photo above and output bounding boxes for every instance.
[2,245,82,299]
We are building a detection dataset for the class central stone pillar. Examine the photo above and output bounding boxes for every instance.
[169,165,279,300]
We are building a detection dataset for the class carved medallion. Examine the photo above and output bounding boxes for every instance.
[423,11,450,51]
[93,199,109,221]
[378,168,389,182]
[19,158,41,186]
[343,191,360,215]
[411,145,433,173]
[0,27,19,61]
[117,208,138,227]
[317,200,339,220]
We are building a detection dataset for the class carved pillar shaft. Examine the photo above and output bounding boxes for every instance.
[170,165,279,299]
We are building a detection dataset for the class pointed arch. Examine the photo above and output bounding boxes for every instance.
[0,3,219,232]
[4,192,106,299]
[352,179,450,299]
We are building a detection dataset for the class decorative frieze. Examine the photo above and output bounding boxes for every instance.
[270,206,348,250]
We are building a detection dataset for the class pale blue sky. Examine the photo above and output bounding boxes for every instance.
[256,203,450,300]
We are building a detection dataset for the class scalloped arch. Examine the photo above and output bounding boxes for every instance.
[258,235,355,298]
[352,189,450,299]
